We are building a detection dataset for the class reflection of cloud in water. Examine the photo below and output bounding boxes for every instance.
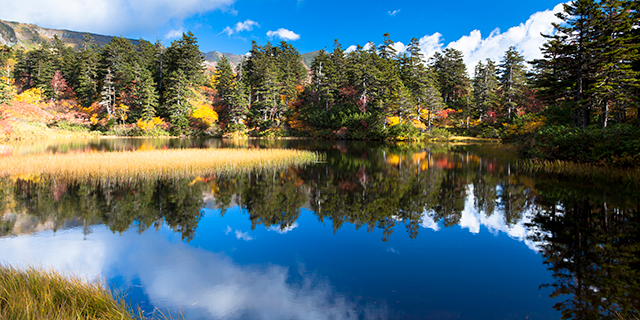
[268,222,299,234]
[419,214,440,231]
[0,228,388,320]
[424,185,539,251]
[234,230,254,241]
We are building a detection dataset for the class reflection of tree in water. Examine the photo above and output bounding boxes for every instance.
[3,177,206,241]
[0,144,543,244]
[529,189,640,319]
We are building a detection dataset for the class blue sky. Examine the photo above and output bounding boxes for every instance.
[1,0,565,69]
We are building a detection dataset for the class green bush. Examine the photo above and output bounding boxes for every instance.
[528,124,640,166]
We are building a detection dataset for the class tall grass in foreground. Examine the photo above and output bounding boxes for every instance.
[0,265,165,320]
[519,159,640,185]
[0,148,321,182]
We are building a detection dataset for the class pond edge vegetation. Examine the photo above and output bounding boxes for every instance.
[0,148,322,183]
[0,264,179,320]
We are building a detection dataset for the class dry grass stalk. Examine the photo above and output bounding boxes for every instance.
[0,148,320,183]
[0,265,137,319]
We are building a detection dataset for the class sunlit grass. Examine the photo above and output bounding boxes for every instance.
[0,148,321,182]
[0,265,155,320]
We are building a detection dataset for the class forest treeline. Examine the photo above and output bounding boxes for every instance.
[0,0,638,164]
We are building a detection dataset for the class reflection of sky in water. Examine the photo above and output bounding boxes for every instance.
[0,200,558,319]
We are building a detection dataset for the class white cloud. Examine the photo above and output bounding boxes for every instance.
[0,0,235,36]
[418,4,563,72]
[165,28,184,40]
[222,19,259,36]
[0,227,389,319]
[268,222,298,234]
[417,32,444,61]
[266,28,300,41]
[388,9,400,16]
[420,212,440,231]
[234,230,254,241]
[391,41,406,54]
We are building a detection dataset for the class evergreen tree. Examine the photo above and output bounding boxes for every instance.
[499,46,527,122]
[227,63,250,129]
[164,70,192,133]
[75,35,101,106]
[214,56,235,105]
[431,48,468,107]
[163,31,205,86]
[133,69,158,121]
[473,59,499,121]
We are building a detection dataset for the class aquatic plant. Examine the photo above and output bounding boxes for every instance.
[518,159,640,185]
[0,148,321,183]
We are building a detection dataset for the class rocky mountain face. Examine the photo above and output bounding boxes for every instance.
[0,19,318,66]
[0,19,131,49]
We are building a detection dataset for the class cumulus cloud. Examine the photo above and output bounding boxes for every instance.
[388,9,400,16]
[222,19,259,36]
[345,45,358,54]
[419,4,563,72]
[0,0,235,36]
[266,28,300,41]
[391,41,406,54]
[165,28,184,40]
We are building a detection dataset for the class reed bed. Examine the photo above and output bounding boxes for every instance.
[519,159,640,185]
[0,265,144,320]
[0,148,321,182]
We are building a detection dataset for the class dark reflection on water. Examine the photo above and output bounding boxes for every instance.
[0,139,638,319]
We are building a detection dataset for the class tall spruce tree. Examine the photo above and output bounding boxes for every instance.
[499,46,527,122]
[473,59,499,121]
[164,70,192,133]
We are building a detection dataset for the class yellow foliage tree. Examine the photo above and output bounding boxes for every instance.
[15,88,44,104]
[190,101,218,127]
[136,117,163,132]
[386,116,401,127]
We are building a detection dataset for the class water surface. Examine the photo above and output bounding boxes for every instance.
[0,138,637,319]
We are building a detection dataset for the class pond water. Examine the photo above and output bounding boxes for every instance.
[0,138,638,319]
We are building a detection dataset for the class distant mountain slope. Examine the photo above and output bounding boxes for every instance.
[0,19,137,49]
[0,19,319,70]
[203,51,245,66]
[301,50,320,68]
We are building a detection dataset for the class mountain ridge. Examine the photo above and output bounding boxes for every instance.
[0,19,319,67]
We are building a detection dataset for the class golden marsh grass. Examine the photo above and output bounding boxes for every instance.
[0,265,140,319]
[0,148,321,182]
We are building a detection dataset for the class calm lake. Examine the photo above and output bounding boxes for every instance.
[0,138,638,319]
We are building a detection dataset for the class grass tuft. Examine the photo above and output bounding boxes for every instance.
[0,148,321,183]
[0,265,156,319]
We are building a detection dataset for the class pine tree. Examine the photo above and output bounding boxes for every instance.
[163,31,205,86]
[75,35,101,107]
[473,59,499,121]
[133,69,158,121]
[431,48,468,107]
[164,70,192,133]
[499,46,527,122]
[214,56,235,105]
[227,64,250,129]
